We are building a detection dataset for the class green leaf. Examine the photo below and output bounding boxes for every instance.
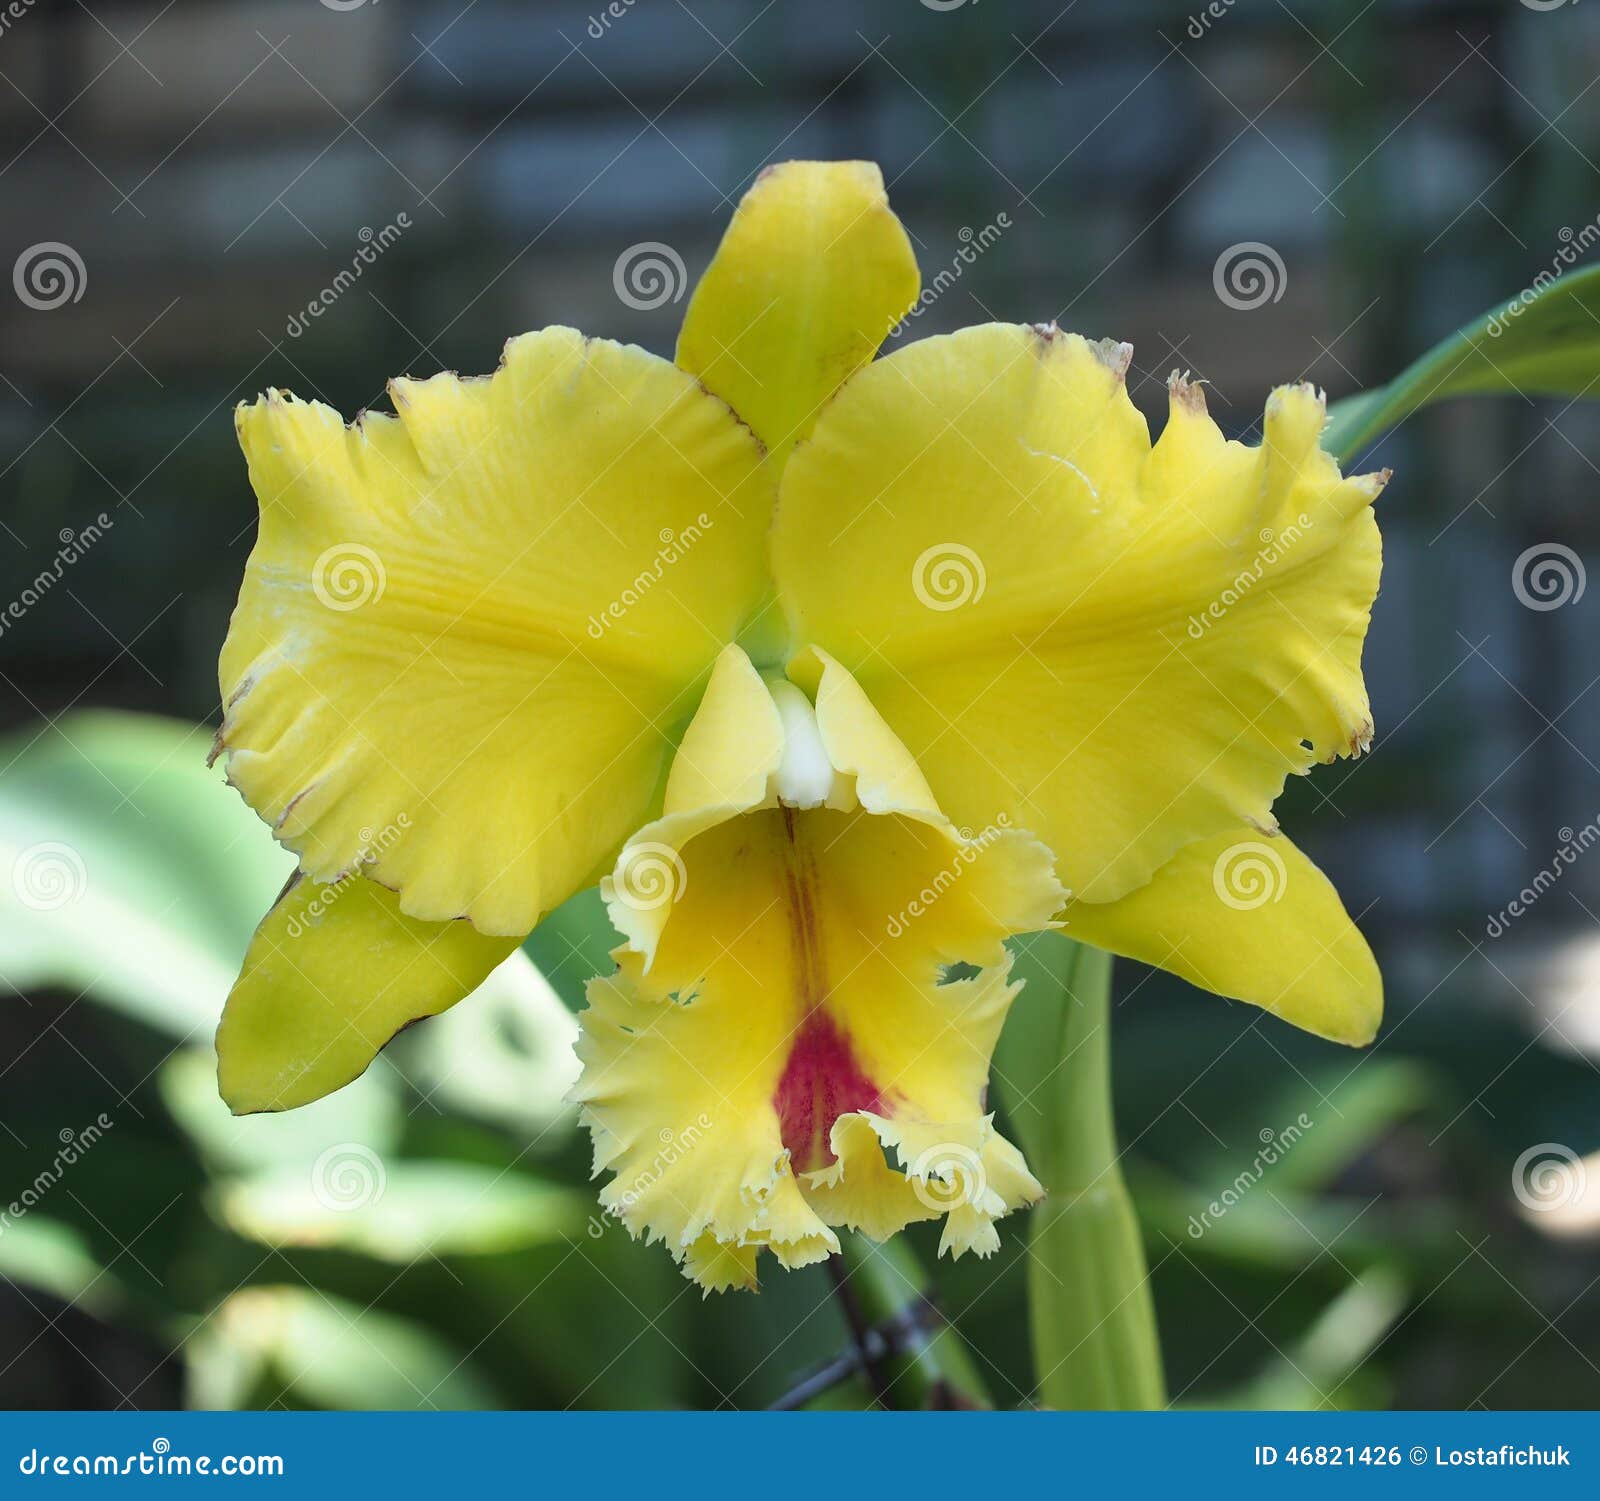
[995,933,1165,1410]
[0,1216,124,1317]
[1200,1267,1408,1411]
[184,1286,495,1410]
[159,1049,403,1176]
[0,712,288,1036]
[1323,262,1600,463]
[1128,1163,1457,1275]
[387,957,581,1139]
[524,885,617,1011]
[1208,1058,1436,1199]
[213,1160,588,1261]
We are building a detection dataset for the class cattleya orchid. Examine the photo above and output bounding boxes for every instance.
[214,160,1385,1292]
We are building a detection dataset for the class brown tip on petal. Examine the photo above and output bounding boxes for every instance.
[1168,370,1208,414]
[1325,720,1375,762]
[1089,337,1134,380]
[1278,380,1318,402]
[1029,320,1060,343]
[1360,466,1394,498]
[1245,813,1280,837]
[206,727,226,769]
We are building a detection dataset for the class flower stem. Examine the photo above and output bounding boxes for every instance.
[824,1252,891,1405]
[997,933,1166,1410]
[830,1235,991,1409]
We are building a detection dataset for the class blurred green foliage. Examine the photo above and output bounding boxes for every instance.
[1,713,1595,1409]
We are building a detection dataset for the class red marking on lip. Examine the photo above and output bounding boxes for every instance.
[775,1009,882,1172]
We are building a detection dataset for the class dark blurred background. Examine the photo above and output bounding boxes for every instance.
[1,0,1598,1410]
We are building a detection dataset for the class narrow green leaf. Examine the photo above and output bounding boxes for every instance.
[1324,262,1600,463]
[185,1286,496,1410]
[213,1161,588,1261]
[1201,1267,1409,1411]
[1129,1163,1458,1274]
[1206,1058,1436,1199]
[0,1216,124,1317]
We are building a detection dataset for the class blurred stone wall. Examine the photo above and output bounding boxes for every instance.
[4,0,1600,964]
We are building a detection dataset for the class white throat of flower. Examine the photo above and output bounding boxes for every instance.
[765,677,850,810]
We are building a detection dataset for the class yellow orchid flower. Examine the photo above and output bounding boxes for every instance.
[213,160,1386,1293]
[573,644,1062,1291]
